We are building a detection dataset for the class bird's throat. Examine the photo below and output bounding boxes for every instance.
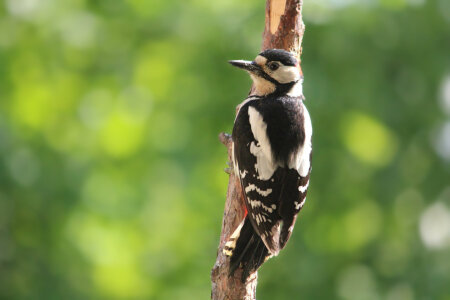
[250,74,276,96]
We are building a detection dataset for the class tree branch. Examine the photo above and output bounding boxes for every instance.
[211,1,305,299]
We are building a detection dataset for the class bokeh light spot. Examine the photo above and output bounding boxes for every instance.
[78,89,114,130]
[419,202,450,249]
[66,211,148,297]
[99,111,145,158]
[58,11,100,49]
[134,41,178,101]
[66,212,142,265]
[343,200,382,251]
[5,0,39,18]
[93,264,148,298]
[433,121,450,162]
[336,264,379,300]
[12,82,53,130]
[341,111,398,167]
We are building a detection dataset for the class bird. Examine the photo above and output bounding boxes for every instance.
[223,49,312,282]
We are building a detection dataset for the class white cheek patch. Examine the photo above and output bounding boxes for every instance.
[271,66,300,84]
[287,80,303,97]
[250,74,276,96]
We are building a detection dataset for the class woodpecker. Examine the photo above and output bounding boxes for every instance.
[223,49,312,282]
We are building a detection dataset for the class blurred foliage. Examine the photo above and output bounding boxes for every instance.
[0,0,449,299]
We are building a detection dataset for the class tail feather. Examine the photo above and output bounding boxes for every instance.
[224,217,271,282]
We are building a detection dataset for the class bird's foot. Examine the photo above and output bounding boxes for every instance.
[219,132,232,147]
[224,161,233,175]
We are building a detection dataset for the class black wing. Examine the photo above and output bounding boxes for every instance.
[232,100,310,255]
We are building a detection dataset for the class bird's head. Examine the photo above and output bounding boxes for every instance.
[229,49,302,97]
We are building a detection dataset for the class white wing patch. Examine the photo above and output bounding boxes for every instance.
[248,199,261,208]
[245,184,272,196]
[248,107,276,180]
[254,213,271,225]
[294,198,306,210]
[270,65,301,84]
[289,103,312,177]
[248,199,275,213]
[298,180,309,193]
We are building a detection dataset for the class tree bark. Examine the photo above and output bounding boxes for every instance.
[211,1,305,299]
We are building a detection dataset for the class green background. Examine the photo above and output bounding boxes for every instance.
[1,0,450,299]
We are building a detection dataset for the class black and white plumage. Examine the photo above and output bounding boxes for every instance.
[223,49,312,282]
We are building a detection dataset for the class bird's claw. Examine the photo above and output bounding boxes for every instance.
[224,161,234,174]
[219,132,232,147]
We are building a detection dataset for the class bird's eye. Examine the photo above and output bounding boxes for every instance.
[268,62,279,71]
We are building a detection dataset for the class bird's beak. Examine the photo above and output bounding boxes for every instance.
[229,60,262,74]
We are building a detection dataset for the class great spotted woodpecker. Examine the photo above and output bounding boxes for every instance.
[224,49,312,282]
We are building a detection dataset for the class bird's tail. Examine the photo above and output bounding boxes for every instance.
[223,217,271,282]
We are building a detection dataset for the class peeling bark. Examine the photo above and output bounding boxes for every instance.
[211,1,305,299]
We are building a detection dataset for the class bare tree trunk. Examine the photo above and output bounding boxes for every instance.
[211,1,305,299]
